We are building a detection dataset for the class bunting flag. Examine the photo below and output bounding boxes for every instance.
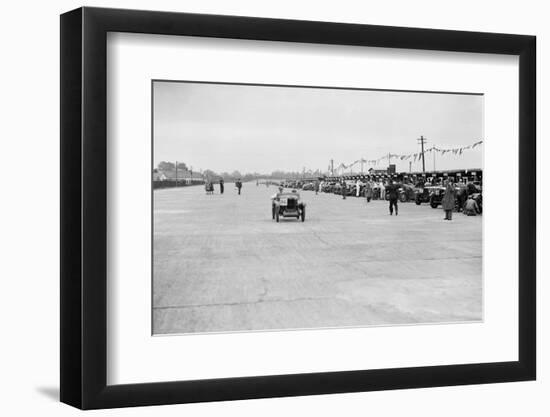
[335,140,483,172]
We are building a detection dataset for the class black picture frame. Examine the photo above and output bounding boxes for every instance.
[60,6,536,410]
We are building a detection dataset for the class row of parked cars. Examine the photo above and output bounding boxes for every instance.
[280,180,307,189]
[282,179,483,213]
[417,182,482,212]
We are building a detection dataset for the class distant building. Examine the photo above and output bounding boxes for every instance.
[368,168,388,175]
[152,169,167,181]
[154,169,204,184]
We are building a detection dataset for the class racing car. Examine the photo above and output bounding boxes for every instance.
[271,190,306,222]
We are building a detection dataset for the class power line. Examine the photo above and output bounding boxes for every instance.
[417,136,427,173]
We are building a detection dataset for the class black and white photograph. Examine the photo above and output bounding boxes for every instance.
[152,80,484,335]
[0,0,544,414]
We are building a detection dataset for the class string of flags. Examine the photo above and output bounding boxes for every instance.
[336,140,483,169]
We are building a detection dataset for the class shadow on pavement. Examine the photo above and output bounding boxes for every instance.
[35,386,59,401]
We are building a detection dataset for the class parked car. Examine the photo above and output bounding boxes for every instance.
[414,185,438,205]
[426,185,447,208]
[271,191,306,222]
[428,185,465,210]
[348,183,366,197]
[467,181,482,195]
[302,182,315,191]
[372,184,381,200]
[333,182,353,196]
[322,182,335,193]
[399,184,416,202]
[383,183,414,202]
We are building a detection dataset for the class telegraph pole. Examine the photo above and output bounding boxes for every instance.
[417,136,427,173]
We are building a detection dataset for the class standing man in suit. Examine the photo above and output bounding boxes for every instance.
[235,179,242,195]
[365,180,373,203]
[386,180,399,215]
[442,179,456,220]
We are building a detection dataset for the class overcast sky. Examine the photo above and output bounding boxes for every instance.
[153,81,483,174]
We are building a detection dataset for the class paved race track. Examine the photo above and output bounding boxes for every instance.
[153,182,482,334]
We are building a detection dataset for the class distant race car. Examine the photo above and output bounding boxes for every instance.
[271,191,306,222]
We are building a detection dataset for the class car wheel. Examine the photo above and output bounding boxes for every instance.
[399,193,407,203]
[415,196,421,205]
[430,197,439,209]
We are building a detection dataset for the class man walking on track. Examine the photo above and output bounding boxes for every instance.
[235,179,242,195]
[386,180,399,215]
[364,180,373,203]
[219,178,224,194]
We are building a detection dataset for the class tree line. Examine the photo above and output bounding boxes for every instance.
[156,161,321,182]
